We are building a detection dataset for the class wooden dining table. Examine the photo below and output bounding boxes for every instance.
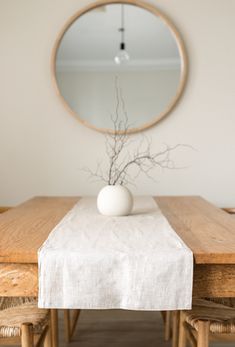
[1,196,235,346]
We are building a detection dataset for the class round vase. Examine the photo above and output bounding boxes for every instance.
[97,185,133,216]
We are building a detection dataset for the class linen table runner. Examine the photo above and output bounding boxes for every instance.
[38,197,193,310]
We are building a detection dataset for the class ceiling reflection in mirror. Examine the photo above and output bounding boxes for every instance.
[54,3,186,133]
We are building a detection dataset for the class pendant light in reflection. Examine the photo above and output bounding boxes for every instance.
[114,5,130,65]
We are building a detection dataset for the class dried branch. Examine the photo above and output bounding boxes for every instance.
[82,77,192,186]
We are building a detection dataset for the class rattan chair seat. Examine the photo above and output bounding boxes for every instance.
[0,298,49,338]
[185,299,235,333]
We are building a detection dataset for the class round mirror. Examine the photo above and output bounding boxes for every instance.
[52,0,187,133]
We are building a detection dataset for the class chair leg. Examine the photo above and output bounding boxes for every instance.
[197,321,210,347]
[172,311,180,347]
[63,309,81,342]
[164,311,172,341]
[70,310,80,340]
[44,324,51,347]
[64,310,70,343]
[186,325,197,347]
[178,311,187,347]
[50,309,58,347]
[21,323,33,347]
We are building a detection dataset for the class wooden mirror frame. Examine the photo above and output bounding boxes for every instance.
[51,0,188,134]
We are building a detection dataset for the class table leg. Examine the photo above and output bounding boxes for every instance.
[164,311,172,341]
[51,309,58,347]
[178,311,187,347]
[172,311,180,347]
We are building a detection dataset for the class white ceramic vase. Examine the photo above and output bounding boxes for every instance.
[97,185,133,216]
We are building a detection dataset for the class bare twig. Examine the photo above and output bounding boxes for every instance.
[82,78,192,186]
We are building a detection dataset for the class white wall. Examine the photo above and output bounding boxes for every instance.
[0,0,235,207]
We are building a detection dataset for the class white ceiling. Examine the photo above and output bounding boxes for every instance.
[57,4,181,70]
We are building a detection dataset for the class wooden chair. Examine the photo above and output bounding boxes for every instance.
[177,207,235,347]
[0,297,50,347]
[178,298,235,347]
[0,207,80,344]
[0,208,55,347]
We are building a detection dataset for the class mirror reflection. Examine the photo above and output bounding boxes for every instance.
[55,3,185,132]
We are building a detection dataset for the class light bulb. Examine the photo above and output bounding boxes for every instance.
[114,43,130,65]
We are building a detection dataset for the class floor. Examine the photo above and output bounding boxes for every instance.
[59,310,231,347]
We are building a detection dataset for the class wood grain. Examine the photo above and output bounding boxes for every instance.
[222,207,235,214]
[1,196,235,298]
[1,196,235,264]
[1,262,235,298]
[0,207,11,213]
[0,197,79,263]
[193,264,235,297]
[0,263,38,296]
[155,196,235,264]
